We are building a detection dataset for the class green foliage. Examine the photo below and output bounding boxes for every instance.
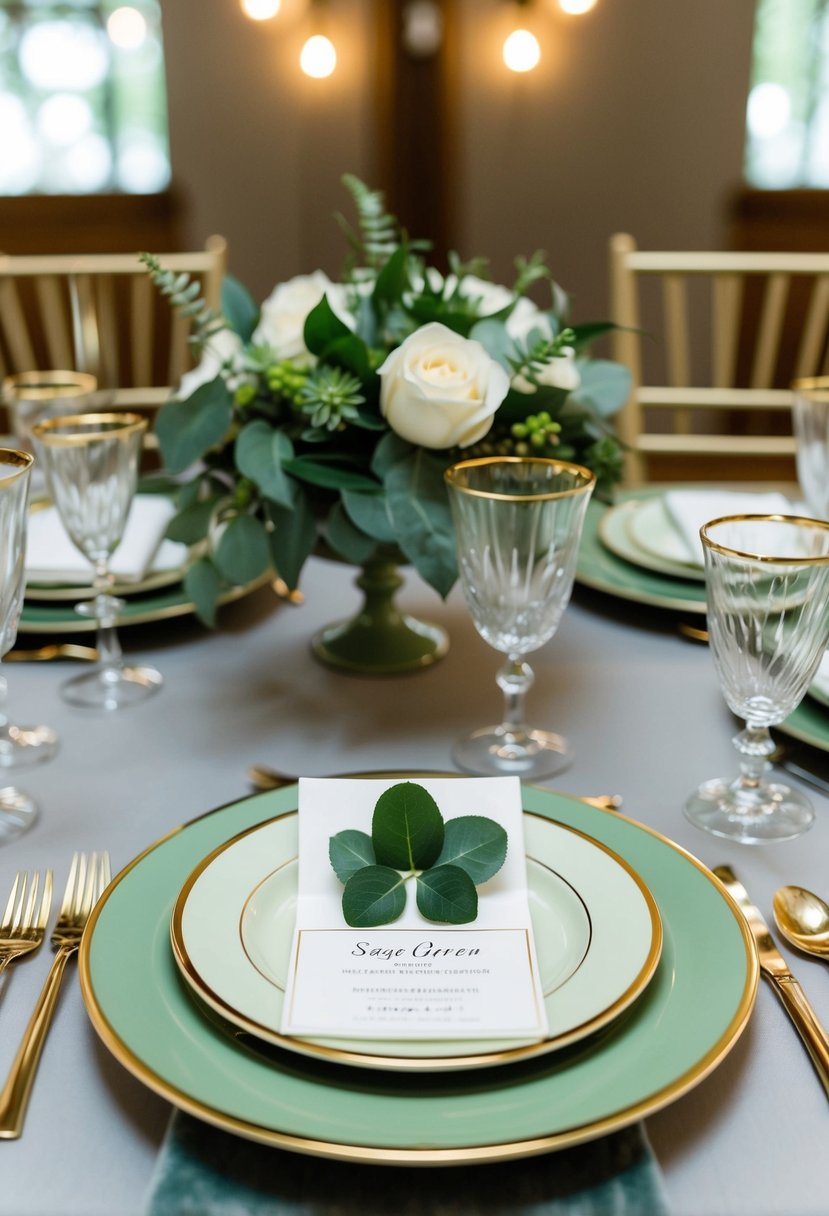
[139,253,225,350]
[299,366,365,432]
[331,782,508,927]
[338,175,401,270]
[155,377,233,474]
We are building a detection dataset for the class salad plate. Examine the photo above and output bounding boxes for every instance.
[171,811,662,1071]
[79,783,757,1164]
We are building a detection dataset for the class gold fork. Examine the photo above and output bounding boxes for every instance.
[0,871,53,978]
[0,852,110,1139]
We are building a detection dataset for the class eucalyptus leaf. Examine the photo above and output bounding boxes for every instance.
[183,556,223,628]
[155,376,233,474]
[265,490,317,589]
[341,489,397,544]
[342,866,407,927]
[329,830,376,883]
[221,274,259,342]
[468,317,516,371]
[434,816,508,885]
[370,432,412,479]
[283,455,380,493]
[325,502,378,564]
[214,513,270,585]
[569,359,632,418]
[235,421,295,507]
[137,474,180,496]
[385,452,457,598]
[415,865,478,924]
[371,781,444,871]
[165,494,223,545]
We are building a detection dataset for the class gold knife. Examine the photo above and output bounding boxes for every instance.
[714,864,829,1097]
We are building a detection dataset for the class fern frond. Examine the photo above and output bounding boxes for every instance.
[139,252,225,350]
[508,327,576,384]
[340,175,400,270]
[512,251,551,297]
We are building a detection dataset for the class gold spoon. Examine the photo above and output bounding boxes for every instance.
[773,885,829,961]
[246,764,623,810]
[5,644,99,662]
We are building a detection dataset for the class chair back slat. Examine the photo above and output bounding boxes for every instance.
[68,274,102,380]
[130,275,153,386]
[610,234,829,485]
[35,276,73,369]
[0,279,36,372]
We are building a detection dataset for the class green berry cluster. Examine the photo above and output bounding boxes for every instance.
[265,361,308,405]
[510,411,562,458]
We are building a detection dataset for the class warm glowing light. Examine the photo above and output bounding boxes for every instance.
[558,0,598,14]
[107,7,147,49]
[241,0,281,20]
[503,29,540,73]
[300,34,336,78]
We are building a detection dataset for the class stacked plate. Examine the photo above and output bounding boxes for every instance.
[576,486,829,754]
[20,497,267,635]
[79,781,757,1164]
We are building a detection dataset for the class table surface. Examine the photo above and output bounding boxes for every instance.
[2,556,828,1216]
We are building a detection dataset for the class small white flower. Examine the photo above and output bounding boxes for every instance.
[512,345,581,395]
[377,321,510,449]
[177,327,244,399]
[253,271,356,361]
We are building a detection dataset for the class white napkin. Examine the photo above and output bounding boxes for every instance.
[662,489,793,566]
[26,495,183,585]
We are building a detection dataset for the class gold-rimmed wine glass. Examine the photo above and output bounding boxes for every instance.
[792,376,829,519]
[445,456,595,778]
[3,371,98,451]
[31,413,162,710]
[0,447,44,840]
[684,513,829,843]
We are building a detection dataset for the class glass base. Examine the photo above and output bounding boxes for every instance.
[452,725,571,779]
[0,723,59,768]
[61,664,163,710]
[0,785,38,843]
[683,776,815,843]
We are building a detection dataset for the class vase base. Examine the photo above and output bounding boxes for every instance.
[311,614,449,676]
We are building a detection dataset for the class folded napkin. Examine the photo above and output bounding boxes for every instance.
[662,489,793,566]
[144,1111,670,1216]
[26,495,183,585]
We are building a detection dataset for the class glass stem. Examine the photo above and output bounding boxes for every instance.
[731,723,775,806]
[496,656,534,743]
[93,561,123,676]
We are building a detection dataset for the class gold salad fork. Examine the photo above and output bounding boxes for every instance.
[0,871,53,978]
[0,852,110,1139]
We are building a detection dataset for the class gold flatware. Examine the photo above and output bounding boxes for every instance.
[714,864,829,1097]
[273,577,304,606]
[5,644,98,662]
[677,621,709,644]
[0,871,52,977]
[773,885,829,962]
[246,764,624,811]
[0,852,110,1139]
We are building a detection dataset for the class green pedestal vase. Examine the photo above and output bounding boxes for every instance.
[311,556,448,675]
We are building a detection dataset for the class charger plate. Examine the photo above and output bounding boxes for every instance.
[780,696,829,753]
[171,812,661,1071]
[577,495,707,615]
[18,573,272,634]
[599,500,706,584]
[79,783,757,1164]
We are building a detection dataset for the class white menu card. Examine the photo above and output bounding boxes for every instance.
[280,776,548,1041]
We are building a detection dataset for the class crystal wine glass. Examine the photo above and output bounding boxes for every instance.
[445,456,595,778]
[0,447,42,840]
[684,513,829,843]
[31,413,162,710]
[792,376,829,519]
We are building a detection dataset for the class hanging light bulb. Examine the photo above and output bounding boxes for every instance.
[503,28,541,72]
[240,0,281,18]
[558,0,597,13]
[300,33,337,78]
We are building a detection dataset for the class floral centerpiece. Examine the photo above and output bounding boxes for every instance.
[143,177,630,672]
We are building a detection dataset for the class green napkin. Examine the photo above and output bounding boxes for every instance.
[144,1111,670,1215]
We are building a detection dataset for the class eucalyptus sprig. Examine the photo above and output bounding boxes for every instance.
[329,782,508,927]
[138,252,225,351]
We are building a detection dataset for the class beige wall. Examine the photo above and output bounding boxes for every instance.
[161,0,756,320]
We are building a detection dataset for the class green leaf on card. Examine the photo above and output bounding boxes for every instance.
[433,816,508,885]
[415,865,478,924]
[371,781,444,871]
[329,830,376,883]
[342,866,407,927]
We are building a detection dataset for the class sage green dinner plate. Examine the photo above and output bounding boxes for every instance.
[79,784,757,1164]
[780,696,829,753]
[18,573,271,634]
[577,493,708,615]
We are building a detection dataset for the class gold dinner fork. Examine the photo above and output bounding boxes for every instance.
[0,852,110,1139]
[0,871,53,978]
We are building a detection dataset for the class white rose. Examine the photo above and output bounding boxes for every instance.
[253,271,355,361]
[177,327,244,399]
[378,322,510,449]
[512,345,581,395]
